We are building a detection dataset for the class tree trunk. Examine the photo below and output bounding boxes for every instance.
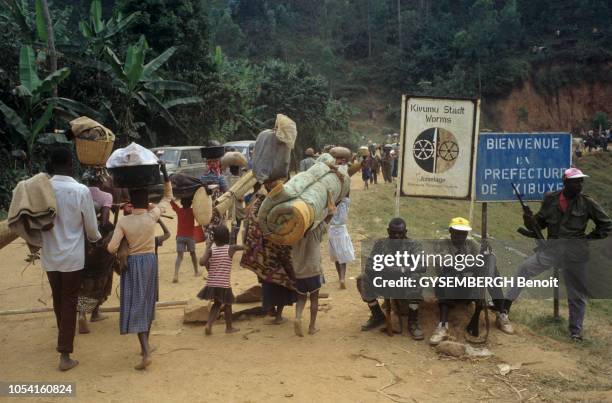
[397,0,402,50]
[40,0,58,97]
[367,0,372,58]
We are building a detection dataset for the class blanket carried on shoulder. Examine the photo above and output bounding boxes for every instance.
[8,173,57,248]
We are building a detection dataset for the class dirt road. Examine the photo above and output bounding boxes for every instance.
[1,176,611,402]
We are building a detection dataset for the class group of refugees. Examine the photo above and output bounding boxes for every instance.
[578,128,610,154]
[27,141,612,374]
[360,141,398,190]
[299,141,398,192]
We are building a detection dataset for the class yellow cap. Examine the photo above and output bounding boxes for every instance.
[449,217,472,231]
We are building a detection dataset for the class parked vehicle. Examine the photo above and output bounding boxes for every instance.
[149,146,206,201]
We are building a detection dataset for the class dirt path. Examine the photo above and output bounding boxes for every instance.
[0,176,610,402]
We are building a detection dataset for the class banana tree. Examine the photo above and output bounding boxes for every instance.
[0,46,73,171]
[104,35,202,145]
[79,0,141,56]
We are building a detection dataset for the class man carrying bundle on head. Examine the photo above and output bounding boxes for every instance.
[200,145,228,244]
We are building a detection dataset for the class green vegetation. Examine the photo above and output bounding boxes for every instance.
[1,0,611,211]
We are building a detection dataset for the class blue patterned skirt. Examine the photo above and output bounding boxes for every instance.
[120,253,158,334]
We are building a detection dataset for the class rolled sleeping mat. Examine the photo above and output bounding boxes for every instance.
[192,187,212,226]
[257,156,349,245]
[262,187,315,246]
[214,171,257,217]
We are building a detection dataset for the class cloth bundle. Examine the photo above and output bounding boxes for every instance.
[70,116,115,141]
[252,114,297,182]
[8,173,57,248]
[252,129,291,182]
[257,153,350,245]
[106,142,158,168]
[274,114,297,148]
[221,151,248,168]
[171,174,204,199]
[330,146,352,160]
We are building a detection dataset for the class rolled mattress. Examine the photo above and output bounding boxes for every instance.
[257,153,349,245]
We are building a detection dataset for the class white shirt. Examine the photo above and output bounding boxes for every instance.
[41,175,101,272]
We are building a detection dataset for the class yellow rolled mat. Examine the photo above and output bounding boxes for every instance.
[266,200,315,246]
[192,187,212,226]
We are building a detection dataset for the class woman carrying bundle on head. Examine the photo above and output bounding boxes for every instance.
[107,162,172,371]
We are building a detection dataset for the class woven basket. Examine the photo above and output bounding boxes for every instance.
[76,137,114,166]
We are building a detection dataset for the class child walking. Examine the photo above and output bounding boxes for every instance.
[197,225,243,335]
[171,197,198,283]
[291,199,335,337]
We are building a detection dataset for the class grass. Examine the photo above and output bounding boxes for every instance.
[350,181,537,240]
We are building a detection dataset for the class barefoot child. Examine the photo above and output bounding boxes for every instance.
[291,203,335,337]
[171,197,198,283]
[198,225,243,335]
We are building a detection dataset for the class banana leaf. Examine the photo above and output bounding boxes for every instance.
[142,46,176,80]
[0,101,29,140]
[19,46,41,92]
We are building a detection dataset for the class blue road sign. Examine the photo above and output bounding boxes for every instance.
[476,133,572,202]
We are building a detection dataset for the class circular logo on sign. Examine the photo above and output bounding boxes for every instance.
[412,128,459,173]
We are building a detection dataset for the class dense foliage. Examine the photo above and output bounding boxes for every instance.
[207,0,611,99]
[1,0,610,211]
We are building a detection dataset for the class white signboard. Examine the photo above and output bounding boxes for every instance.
[399,96,480,199]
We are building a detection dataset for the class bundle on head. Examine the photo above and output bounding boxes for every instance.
[329,146,351,160]
[221,151,247,169]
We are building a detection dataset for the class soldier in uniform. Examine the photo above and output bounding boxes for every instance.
[504,168,612,341]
